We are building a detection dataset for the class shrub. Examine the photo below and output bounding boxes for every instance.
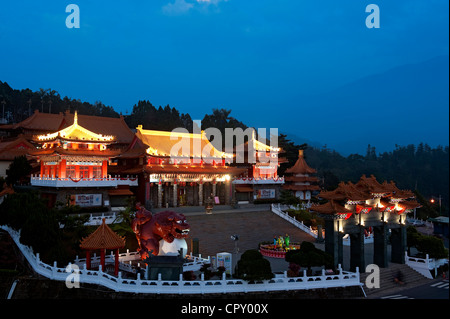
[285,241,333,274]
[235,249,273,281]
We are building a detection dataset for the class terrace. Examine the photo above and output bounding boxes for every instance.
[30,175,138,188]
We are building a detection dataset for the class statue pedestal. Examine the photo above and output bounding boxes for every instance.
[144,255,185,280]
[144,240,187,280]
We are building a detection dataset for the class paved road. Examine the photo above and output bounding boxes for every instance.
[379,279,449,299]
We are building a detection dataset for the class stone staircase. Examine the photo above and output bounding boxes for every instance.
[360,263,432,298]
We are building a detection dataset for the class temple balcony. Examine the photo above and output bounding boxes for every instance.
[232,176,285,184]
[30,175,138,188]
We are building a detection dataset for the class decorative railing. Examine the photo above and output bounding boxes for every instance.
[1,225,363,295]
[405,252,449,279]
[30,175,138,187]
[233,177,285,184]
[271,204,318,238]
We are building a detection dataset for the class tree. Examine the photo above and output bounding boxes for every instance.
[279,190,300,206]
[416,236,448,259]
[5,156,31,186]
[235,249,273,281]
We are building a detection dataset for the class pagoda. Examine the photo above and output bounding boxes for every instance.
[283,149,320,204]
[310,174,421,270]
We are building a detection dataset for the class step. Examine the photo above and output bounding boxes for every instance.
[360,263,432,296]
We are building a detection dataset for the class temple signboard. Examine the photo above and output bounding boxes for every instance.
[71,194,102,207]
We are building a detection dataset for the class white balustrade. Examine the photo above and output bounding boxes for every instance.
[271,204,318,238]
[233,177,285,185]
[1,225,363,295]
[30,175,138,188]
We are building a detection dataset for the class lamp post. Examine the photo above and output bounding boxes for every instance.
[231,234,239,274]
[430,195,442,215]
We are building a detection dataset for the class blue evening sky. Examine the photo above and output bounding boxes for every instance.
[0,0,448,154]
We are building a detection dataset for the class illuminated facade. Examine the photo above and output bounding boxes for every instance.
[231,132,286,203]
[112,125,246,208]
[26,111,137,207]
[0,110,286,209]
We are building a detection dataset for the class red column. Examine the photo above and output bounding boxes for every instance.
[40,162,44,177]
[114,248,119,276]
[102,160,108,178]
[60,159,66,178]
[85,250,91,270]
[100,249,105,272]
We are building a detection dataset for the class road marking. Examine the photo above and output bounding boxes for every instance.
[381,294,414,299]
[431,281,449,289]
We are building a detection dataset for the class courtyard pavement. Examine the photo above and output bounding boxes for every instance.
[175,204,405,274]
[178,205,316,273]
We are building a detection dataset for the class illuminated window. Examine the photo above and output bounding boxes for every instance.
[93,166,102,178]
[80,166,89,178]
[66,166,76,178]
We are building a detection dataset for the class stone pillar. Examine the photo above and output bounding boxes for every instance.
[391,225,407,264]
[324,218,343,269]
[350,226,365,272]
[225,180,231,205]
[198,182,203,206]
[373,223,389,268]
[173,182,178,207]
[337,231,344,267]
[212,182,217,197]
[157,182,163,208]
[191,238,199,256]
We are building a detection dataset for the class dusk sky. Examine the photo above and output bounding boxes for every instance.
[0,0,448,154]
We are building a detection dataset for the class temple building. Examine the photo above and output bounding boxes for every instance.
[310,174,421,270]
[282,149,320,204]
[0,110,287,209]
[26,111,137,208]
[231,131,286,203]
[111,125,246,208]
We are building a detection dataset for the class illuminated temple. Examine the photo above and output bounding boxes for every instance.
[2,110,286,208]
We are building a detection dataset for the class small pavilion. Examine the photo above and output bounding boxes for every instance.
[80,218,125,276]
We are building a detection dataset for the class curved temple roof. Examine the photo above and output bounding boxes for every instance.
[80,218,125,250]
[35,112,115,143]
[136,125,233,160]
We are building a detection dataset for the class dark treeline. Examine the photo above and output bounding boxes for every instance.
[0,81,118,122]
[1,81,448,214]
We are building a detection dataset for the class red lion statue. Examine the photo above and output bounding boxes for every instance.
[132,204,190,259]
